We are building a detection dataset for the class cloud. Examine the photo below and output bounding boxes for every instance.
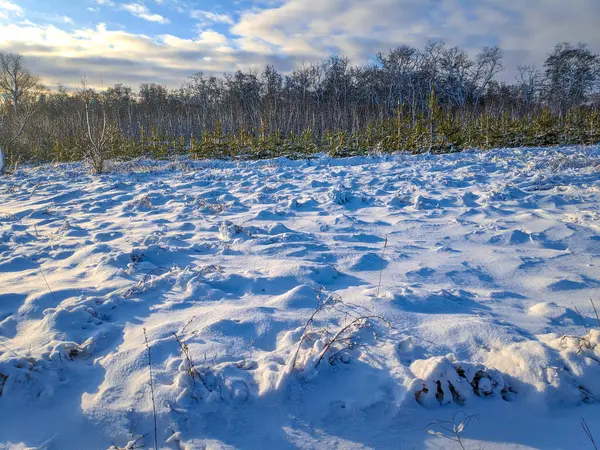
[0,0,23,16]
[191,10,234,26]
[44,14,75,25]
[231,0,600,80]
[1,0,598,89]
[0,21,290,89]
[121,3,170,24]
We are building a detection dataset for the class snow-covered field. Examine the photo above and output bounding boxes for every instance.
[1,147,600,449]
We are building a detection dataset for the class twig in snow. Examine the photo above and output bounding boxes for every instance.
[140,267,172,287]
[574,305,590,335]
[314,314,391,368]
[590,299,600,329]
[375,236,388,301]
[428,411,480,450]
[122,267,172,298]
[0,339,25,359]
[143,328,158,450]
[29,183,42,198]
[39,266,58,304]
[180,316,196,336]
[582,417,598,450]
[290,290,342,370]
[173,331,212,393]
[577,385,600,403]
[109,433,146,450]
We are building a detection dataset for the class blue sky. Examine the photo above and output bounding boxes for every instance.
[0,0,598,89]
[18,0,245,39]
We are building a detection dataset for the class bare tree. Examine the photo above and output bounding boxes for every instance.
[0,52,42,174]
[515,65,543,110]
[81,79,110,174]
[544,42,599,115]
[0,53,41,114]
[471,45,504,111]
[0,103,37,174]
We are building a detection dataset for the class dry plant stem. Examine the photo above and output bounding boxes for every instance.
[39,266,58,304]
[582,418,598,450]
[575,306,590,334]
[173,332,212,392]
[375,237,388,300]
[590,299,600,329]
[124,267,172,297]
[577,385,600,403]
[290,292,339,370]
[428,412,479,450]
[140,267,171,287]
[29,183,41,198]
[328,345,354,364]
[180,316,196,336]
[128,434,145,449]
[0,339,24,359]
[143,328,158,450]
[314,315,390,368]
[111,434,145,450]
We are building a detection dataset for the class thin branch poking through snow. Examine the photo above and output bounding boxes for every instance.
[582,417,598,450]
[290,290,341,370]
[375,236,388,302]
[574,306,590,335]
[173,331,212,392]
[590,299,600,329]
[0,339,25,359]
[38,266,58,304]
[428,411,480,450]
[143,328,158,450]
[314,314,391,368]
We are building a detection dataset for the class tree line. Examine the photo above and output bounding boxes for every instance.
[0,41,599,173]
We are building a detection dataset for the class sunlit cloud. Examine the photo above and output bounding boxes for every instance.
[0,21,290,89]
[231,0,600,79]
[0,0,23,17]
[0,0,597,89]
[121,2,170,24]
[191,10,234,26]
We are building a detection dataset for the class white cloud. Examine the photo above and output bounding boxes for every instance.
[0,21,282,89]
[231,0,600,80]
[191,10,234,26]
[1,0,598,88]
[122,3,170,24]
[0,0,23,16]
[44,14,75,25]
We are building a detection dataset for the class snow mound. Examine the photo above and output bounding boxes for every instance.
[267,284,319,309]
[2,146,600,448]
[410,355,513,407]
[528,302,567,319]
[348,252,387,271]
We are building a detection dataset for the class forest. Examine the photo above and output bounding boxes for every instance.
[0,41,599,172]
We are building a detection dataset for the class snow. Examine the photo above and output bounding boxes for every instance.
[0,146,600,449]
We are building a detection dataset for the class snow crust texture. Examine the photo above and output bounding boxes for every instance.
[1,147,600,449]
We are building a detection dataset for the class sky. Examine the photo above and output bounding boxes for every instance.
[0,0,598,90]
